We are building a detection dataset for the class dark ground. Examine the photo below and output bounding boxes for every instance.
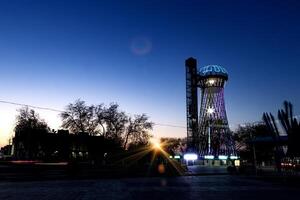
[0,174,299,200]
[0,164,299,199]
[187,165,228,175]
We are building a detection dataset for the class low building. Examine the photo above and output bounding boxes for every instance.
[12,129,119,162]
[0,144,12,160]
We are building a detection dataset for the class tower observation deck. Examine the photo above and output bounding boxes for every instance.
[185,57,235,157]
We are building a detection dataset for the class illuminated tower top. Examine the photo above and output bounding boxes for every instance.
[198,65,228,88]
[199,65,228,80]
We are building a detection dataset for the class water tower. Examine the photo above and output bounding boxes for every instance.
[185,58,235,158]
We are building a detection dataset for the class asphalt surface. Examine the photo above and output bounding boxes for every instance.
[0,175,299,200]
[187,165,228,175]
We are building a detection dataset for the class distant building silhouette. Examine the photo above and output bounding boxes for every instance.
[0,144,12,159]
[12,129,119,162]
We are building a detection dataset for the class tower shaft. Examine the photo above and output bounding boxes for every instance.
[185,58,199,152]
[198,85,233,156]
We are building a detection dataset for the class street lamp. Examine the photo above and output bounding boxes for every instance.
[183,153,198,165]
[207,107,215,155]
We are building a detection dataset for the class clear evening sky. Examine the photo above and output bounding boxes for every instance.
[1,0,300,147]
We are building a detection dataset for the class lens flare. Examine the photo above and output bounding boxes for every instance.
[158,164,165,174]
[150,138,162,150]
[130,36,152,56]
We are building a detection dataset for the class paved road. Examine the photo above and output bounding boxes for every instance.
[0,175,299,200]
[187,165,228,175]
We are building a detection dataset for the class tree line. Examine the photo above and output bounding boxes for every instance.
[15,99,153,150]
[233,101,300,172]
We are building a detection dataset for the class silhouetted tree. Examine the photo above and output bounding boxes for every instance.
[15,107,49,133]
[160,137,186,156]
[103,103,128,142]
[233,124,253,154]
[14,107,50,159]
[278,101,300,157]
[233,123,273,163]
[61,99,98,135]
[123,114,153,149]
[263,101,300,158]
[95,103,107,136]
[61,100,153,149]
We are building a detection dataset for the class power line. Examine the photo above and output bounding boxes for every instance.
[0,100,63,112]
[0,99,186,129]
[153,123,186,128]
[0,99,299,129]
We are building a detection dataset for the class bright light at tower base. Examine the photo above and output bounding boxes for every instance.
[230,155,238,160]
[234,160,240,166]
[183,153,198,161]
[218,155,228,160]
[204,155,214,159]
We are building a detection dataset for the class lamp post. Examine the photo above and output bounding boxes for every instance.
[207,107,215,155]
[250,132,257,176]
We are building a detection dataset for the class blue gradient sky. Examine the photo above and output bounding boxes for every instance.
[1,0,300,147]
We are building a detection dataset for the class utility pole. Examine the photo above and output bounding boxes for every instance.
[251,132,257,175]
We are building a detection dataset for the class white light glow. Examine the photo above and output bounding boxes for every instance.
[218,155,228,160]
[174,155,180,159]
[208,79,215,85]
[183,153,198,161]
[204,155,214,159]
[234,160,240,166]
[230,155,238,160]
[207,107,215,115]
